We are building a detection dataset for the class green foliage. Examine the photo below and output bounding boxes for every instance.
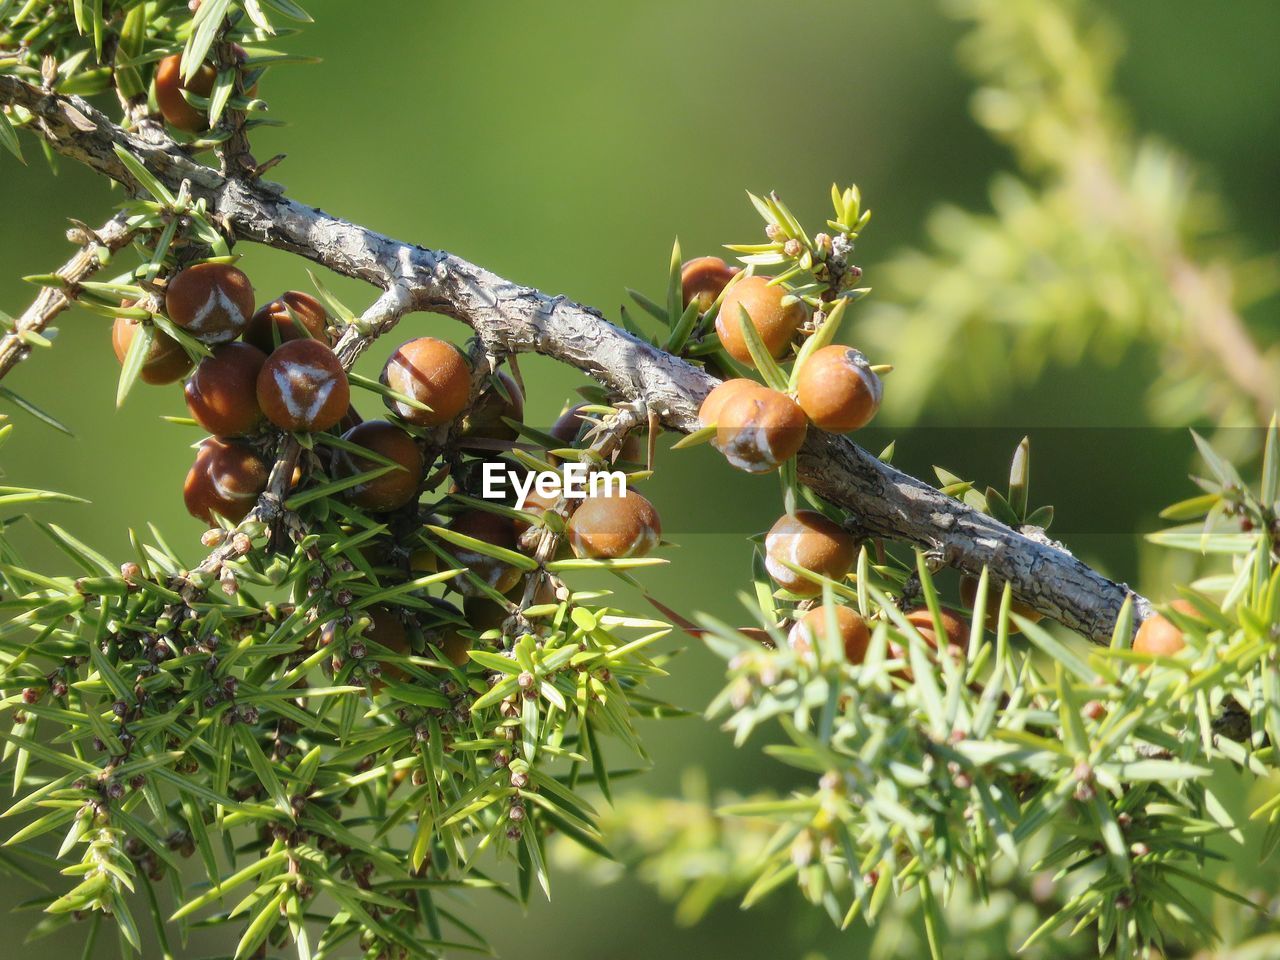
[863,0,1280,430]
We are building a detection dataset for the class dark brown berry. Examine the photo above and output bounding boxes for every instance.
[257,339,350,432]
[242,291,330,352]
[459,370,524,442]
[184,342,267,436]
[334,420,424,512]
[183,438,269,525]
[112,316,193,385]
[446,510,524,596]
[165,263,255,344]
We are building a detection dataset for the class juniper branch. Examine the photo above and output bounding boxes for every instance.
[0,211,134,381]
[0,75,1150,642]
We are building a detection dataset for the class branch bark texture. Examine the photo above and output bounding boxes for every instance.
[0,76,1150,642]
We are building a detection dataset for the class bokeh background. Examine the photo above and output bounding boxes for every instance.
[1,0,1278,956]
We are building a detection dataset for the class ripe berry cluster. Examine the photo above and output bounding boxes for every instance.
[112,258,664,676]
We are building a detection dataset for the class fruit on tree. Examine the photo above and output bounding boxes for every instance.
[567,488,661,559]
[764,510,856,596]
[958,574,1043,633]
[257,338,350,432]
[380,337,471,427]
[714,275,808,365]
[714,387,808,473]
[362,605,410,693]
[680,256,738,314]
[242,291,330,352]
[698,378,765,427]
[788,605,871,664]
[795,345,883,432]
[165,262,255,344]
[334,420,424,512]
[1133,599,1199,657]
[903,606,968,651]
[112,316,193,385]
[459,370,525,441]
[184,342,267,436]
[446,509,524,596]
[183,438,270,525]
[154,54,216,133]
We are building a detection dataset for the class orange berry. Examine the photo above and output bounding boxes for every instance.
[1133,599,1199,658]
[111,316,193,385]
[788,605,870,664]
[567,489,661,559]
[155,54,216,133]
[184,342,266,436]
[165,262,255,344]
[460,370,525,441]
[381,337,471,427]
[715,275,808,365]
[795,345,883,432]
[183,438,269,525]
[335,420,424,512]
[257,339,350,432]
[242,291,330,353]
[714,387,808,473]
[364,605,411,692]
[680,256,739,313]
[697,378,765,428]
[764,511,855,596]
[447,510,524,596]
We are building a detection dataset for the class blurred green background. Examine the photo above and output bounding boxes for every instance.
[1,0,1278,956]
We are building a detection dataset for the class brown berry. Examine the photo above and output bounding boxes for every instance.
[795,345,883,432]
[380,337,471,427]
[364,605,410,692]
[904,606,968,651]
[165,263,255,344]
[698,378,765,428]
[1133,599,1199,658]
[257,339,350,432]
[681,256,739,314]
[958,575,1043,634]
[764,511,856,596]
[715,275,808,366]
[334,420,424,512]
[242,291,330,352]
[788,606,871,664]
[446,510,524,596]
[567,489,661,559]
[460,370,525,441]
[714,387,808,473]
[112,316,193,385]
[155,54,215,133]
[184,342,266,436]
[183,438,269,525]
[438,632,472,667]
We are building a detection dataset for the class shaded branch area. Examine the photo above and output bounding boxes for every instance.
[0,76,1149,641]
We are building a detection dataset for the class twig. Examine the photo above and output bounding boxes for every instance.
[0,212,134,382]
